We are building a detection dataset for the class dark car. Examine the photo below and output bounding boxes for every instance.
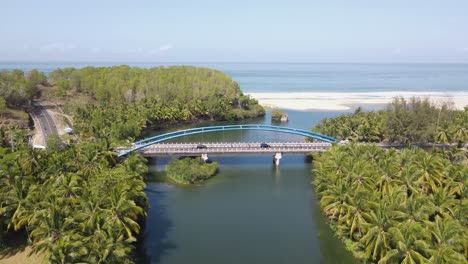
[260,143,270,148]
[197,144,207,149]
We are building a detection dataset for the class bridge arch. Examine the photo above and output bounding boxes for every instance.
[118,124,336,157]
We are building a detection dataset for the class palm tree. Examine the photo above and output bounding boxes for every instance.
[404,195,433,224]
[101,183,144,239]
[359,202,395,262]
[380,223,431,263]
[425,216,467,264]
[46,234,88,264]
[319,179,353,221]
[348,160,376,192]
[429,188,457,219]
[428,244,468,264]
[435,122,451,144]
[398,163,422,197]
[86,228,135,264]
[377,149,402,198]
[28,196,76,255]
[451,111,467,144]
[412,154,445,193]
[445,163,468,199]
[339,191,371,240]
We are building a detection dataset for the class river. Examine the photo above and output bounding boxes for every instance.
[137,109,360,264]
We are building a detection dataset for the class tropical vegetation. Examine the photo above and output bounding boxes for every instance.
[0,131,148,263]
[166,157,219,184]
[271,109,288,122]
[0,65,263,262]
[313,143,467,264]
[0,69,46,127]
[312,98,467,145]
[49,66,264,142]
[0,69,44,107]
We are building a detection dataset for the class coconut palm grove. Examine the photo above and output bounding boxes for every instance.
[312,99,467,263]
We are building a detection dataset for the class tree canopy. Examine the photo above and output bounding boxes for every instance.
[48,66,264,143]
[313,144,468,263]
[312,98,467,145]
[166,157,219,184]
[0,134,148,263]
[0,70,40,108]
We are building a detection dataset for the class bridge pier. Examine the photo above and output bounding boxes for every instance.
[273,152,282,166]
[201,153,209,162]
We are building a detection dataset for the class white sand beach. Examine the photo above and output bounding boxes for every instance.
[246,91,468,111]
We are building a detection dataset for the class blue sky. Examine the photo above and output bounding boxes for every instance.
[1,0,468,62]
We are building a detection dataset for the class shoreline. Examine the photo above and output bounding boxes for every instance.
[246,91,468,111]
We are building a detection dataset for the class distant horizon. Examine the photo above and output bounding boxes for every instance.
[1,60,468,65]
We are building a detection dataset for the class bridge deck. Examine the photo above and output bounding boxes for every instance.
[126,142,332,157]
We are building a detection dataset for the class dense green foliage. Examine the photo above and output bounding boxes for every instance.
[166,157,219,184]
[313,144,467,263]
[271,109,288,121]
[0,133,148,262]
[50,66,264,142]
[71,96,261,144]
[1,65,263,262]
[0,69,43,108]
[50,66,241,104]
[313,98,467,144]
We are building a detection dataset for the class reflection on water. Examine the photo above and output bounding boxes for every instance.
[138,110,357,264]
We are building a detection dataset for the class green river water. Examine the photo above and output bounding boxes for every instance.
[138,110,359,264]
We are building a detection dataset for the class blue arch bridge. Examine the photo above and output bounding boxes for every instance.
[117,124,338,166]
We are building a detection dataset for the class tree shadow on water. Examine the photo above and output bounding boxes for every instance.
[137,186,176,264]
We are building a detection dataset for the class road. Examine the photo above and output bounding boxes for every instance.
[120,142,333,157]
[30,102,58,145]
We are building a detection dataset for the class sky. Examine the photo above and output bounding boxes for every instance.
[1,0,468,63]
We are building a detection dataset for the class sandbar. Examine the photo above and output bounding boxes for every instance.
[246,91,468,111]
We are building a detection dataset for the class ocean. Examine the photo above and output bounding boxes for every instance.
[1,62,467,94]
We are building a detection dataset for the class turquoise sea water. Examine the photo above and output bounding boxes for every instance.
[1,62,467,93]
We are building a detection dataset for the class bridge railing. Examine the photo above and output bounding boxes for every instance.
[119,125,336,157]
[134,125,336,145]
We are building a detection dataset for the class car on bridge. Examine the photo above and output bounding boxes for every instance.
[260,143,270,148]
[197,144,207,149]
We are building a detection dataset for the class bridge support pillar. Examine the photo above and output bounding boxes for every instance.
[273,152,282,166]
[201,153,209,162]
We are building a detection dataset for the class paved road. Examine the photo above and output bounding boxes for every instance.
[121,142,332,157]
[30,103,58,144]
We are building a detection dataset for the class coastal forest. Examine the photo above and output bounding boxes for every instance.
[0,66,264,263]
[312,99,468,263]
[312,97,467,145]
[50,66,264,143]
